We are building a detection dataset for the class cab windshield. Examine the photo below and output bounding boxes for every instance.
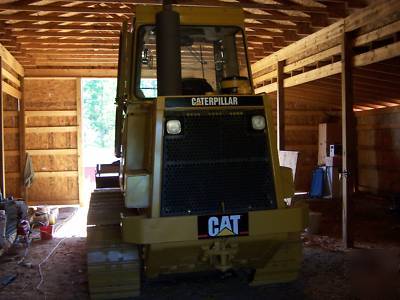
[136,25,250,98]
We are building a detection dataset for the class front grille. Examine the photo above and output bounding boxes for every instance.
[161,110,277,216]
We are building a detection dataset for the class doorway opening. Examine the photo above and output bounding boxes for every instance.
[81,78,118,205]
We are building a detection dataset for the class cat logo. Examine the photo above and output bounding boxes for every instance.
[198,213,249,239]
[208,215,241,237]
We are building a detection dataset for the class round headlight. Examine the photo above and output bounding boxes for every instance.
[251,115,266,130]
[166,120,181,135]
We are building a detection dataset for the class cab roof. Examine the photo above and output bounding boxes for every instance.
[135,5,245,28]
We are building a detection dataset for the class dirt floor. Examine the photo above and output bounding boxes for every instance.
[0,193,399,300]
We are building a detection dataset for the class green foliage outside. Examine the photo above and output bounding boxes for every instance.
[82,79,117,150]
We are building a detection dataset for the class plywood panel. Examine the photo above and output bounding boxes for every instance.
[4,114,18,128]
[4,95,18,111]
[5,155,20,173]
[28,176,79,205]
[26,132,77,149]
[24,78,80,206]
[24,79,77,110]
[4,177,21,198]
[27,115,77,127]
[31,155,78,172]
[4,132,19,151]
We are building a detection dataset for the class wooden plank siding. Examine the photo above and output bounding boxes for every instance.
[251,0,400,110]
[1,42,24,198]
[356,107,400,194]
[23,78,81,205]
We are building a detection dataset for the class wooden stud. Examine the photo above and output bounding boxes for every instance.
[0,58,5,196]
[277,60,285,151]
[341,30,356,249]
[76,78,84,207]
[19,78,26,200]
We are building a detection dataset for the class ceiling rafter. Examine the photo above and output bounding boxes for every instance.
[0,0,367,69]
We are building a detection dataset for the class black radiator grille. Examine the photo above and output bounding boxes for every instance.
[161,110,277,216]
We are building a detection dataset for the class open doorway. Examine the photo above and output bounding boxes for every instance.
[81,78,118,204]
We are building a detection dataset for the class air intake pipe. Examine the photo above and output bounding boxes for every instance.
[156,1,182,96]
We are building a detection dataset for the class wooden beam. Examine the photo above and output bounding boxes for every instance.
[0,14,127,23]
[284,45,341,73]
[25,68,117,77]
[244,12,310,22]
[251,21,344,73]
[8,23,121,31]
[2,80,21,98]
[345,0,400,33]
[0,4,134,14]
[21,50,118,55]
[277,60,285,151]
[354,41,400,67]
[21,44,118,49]
[2,67,20,87]
[354,19,400,47]
[47,0,327,12]
[10,31,119,38]
[0,42,24,76]
[341,30,355,249]
[17,37,120,44]
[0,58,5,196]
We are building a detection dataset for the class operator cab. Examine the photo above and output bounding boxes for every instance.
[135,25,252,98]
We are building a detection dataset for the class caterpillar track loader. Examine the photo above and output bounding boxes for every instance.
[87,3,308,299]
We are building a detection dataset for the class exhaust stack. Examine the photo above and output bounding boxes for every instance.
[156,1,182,96]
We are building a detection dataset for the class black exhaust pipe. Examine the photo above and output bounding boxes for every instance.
[156,1,182,96]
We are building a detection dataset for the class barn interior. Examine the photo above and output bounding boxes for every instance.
[0,0,399,299]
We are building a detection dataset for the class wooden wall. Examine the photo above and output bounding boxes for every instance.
[23,78,83,206]
[1,43,24,199]
[357,106,400,194]
[268,87,340,192]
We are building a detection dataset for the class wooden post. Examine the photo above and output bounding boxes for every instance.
[18,78,26,200]
[0,58,5,197]
[341,31,356,249]
[277,60,285,150]
[76,78,84,207]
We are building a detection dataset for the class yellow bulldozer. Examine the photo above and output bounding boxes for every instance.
[87,2,308,299]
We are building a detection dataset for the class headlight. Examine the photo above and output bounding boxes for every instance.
[166,120,181,135]
[251,115,266,130]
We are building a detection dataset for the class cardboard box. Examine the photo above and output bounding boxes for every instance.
[318,123,341,165]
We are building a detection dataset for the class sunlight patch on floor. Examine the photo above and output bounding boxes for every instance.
[53,207,88,238]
